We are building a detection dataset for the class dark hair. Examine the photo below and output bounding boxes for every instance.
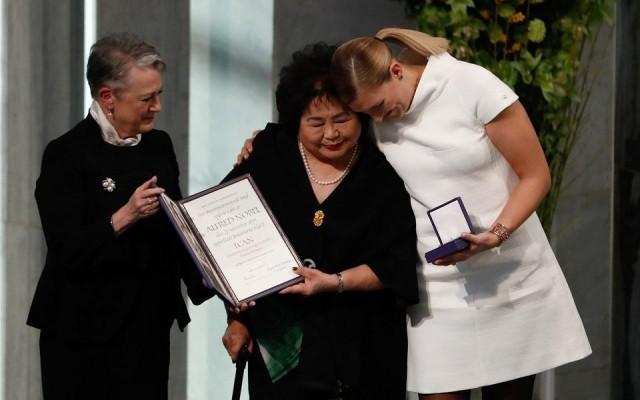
[275,42,342,131]
[86,32,166,98]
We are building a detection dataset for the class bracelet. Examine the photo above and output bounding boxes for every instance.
[489,222,511,244]
[336,272,344,293]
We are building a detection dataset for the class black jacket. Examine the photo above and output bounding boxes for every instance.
[27,116,212,344]
[226,123,419,398]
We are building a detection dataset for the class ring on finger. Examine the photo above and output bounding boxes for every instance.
[147,197,153,205]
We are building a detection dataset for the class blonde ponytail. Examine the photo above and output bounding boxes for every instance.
[331,28,448,104]
[376,28,449,58]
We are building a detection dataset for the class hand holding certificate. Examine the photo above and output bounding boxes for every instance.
[159,174,303,306]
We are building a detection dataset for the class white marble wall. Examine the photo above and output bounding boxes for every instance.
[187,1,273,399]
[4,2,44,399]
[2,1,86,398]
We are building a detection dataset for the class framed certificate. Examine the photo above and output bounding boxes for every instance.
[160,174,303,306]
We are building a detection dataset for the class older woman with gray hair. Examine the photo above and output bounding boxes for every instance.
[27,32,212,399]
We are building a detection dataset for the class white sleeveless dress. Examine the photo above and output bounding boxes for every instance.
[374,52,591,393]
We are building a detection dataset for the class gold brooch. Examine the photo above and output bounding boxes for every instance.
[313,210,325,227]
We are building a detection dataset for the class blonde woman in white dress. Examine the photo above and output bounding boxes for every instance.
[327,28,591,400]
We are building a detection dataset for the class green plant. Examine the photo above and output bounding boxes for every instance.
[400,0,613,234]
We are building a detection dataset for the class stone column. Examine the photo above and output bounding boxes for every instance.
[2,1,84,399]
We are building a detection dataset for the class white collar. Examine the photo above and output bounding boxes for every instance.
[89,100,141,147]
[406,52,456,116]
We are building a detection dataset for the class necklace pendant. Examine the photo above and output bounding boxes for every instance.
[313,210,325,227]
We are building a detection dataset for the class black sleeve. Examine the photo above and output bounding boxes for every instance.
[362,166,419,307]
[222,159,251,184]
[35,139,124,276]
[179,243,216,305]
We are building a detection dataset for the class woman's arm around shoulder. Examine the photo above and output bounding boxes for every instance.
[224,123,279,183]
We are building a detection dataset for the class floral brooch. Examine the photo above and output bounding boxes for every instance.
[101,177,116,192]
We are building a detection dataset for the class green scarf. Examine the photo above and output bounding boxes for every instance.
[250,297,304,382]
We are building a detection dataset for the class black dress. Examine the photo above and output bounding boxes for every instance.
[225,123,419,400]
[27,116,213,400]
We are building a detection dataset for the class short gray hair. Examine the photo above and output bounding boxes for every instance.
[86,32,166,97]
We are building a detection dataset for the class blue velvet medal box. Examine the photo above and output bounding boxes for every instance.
[425,197,475,263]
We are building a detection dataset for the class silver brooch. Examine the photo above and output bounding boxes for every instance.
[101,177,116,192]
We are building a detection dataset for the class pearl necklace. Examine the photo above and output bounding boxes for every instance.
[298,140,359,186]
